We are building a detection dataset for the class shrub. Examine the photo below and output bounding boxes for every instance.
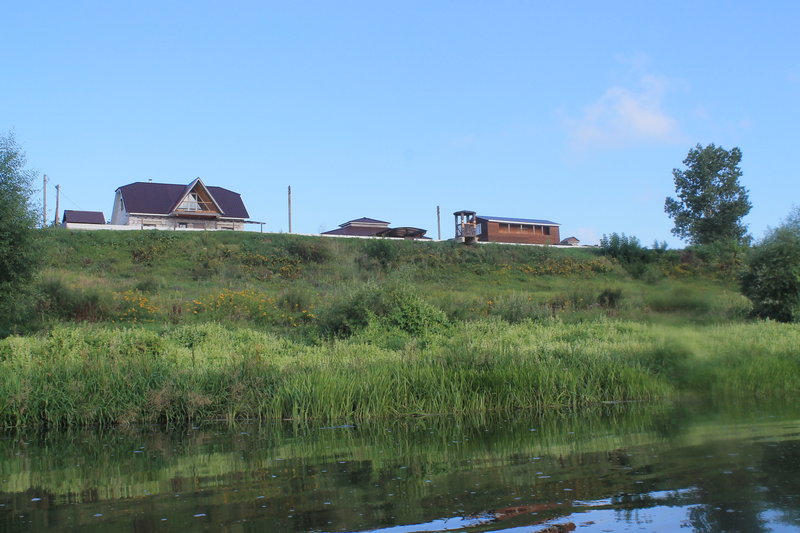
[134,277,160,293]
[597,288,623,309]
[600,233,648,264]
[362,239,400,269]
[238,251,302,280]
[318,283,448,337]
[130,231,178,265]
[37,278,113,322]
[0,133,42,336]
[286,237,332,263]
[741,208,800,322]
[686,239,748,279]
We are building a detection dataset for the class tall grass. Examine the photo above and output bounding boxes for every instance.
[2,319,798,427]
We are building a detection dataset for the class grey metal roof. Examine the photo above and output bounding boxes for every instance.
[477,215,560,226]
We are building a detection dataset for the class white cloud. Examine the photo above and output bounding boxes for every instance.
[565,75,682,150]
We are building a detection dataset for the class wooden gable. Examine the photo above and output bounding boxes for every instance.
[171,179,224,217]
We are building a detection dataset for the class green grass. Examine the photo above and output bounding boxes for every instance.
[2,319,798,427]
[0,228,790,427]
[30,229,750,331]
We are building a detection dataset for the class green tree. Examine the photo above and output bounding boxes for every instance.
[0,133,42,336]
[741,208,800,322]
[665,143,752,245]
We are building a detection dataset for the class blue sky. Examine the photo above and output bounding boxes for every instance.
[2,1,798,245]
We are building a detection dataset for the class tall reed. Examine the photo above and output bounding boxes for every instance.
[2,319,798,427]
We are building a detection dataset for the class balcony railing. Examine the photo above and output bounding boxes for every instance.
[456,224,477,238]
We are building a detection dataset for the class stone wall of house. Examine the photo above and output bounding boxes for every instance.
[126,215,243,231]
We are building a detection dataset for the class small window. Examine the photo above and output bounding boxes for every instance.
[544,226,551,235]
[499,223,510,232]
[178,223,188,229]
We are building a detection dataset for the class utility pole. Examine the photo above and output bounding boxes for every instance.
[288,185,293,234]
[53,184,61,226]
[436,205,441,241]
[42,174,48,227]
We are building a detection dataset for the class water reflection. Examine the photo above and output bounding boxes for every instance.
[1,402,799,532]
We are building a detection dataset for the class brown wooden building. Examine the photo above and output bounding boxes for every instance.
[475,215,560,245]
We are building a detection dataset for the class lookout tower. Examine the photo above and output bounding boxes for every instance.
[454,210,478,244]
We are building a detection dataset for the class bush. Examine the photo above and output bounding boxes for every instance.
[134,277,160,293]
[361,239,400,270]
[130,231,178,265]
[597,288,623,309]
[686,239,748,279]
[741,208,800,322]
[318,283,448,337]
[286,237,332,263]
[0,133,42,336]
[37,278,114,322]
[600,233,648,264]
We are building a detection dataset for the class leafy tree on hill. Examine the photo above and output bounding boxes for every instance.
[741,208,800,322]
[665,144,752,246]
[0,133,42,336]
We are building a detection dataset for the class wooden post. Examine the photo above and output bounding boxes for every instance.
[288,186,292,234]
[437,205,441,240]
[42,174,47,227]
[53,184,60,226]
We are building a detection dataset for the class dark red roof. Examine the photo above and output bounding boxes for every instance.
[322,226,385,237]
[346,217,390,225]
[117,181,249,219]
[63,210,106,224]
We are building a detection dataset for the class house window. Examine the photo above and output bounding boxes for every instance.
[499,223,510,232]
[544,226,551,235]
[178,223,187,229]
[178,192,201,211]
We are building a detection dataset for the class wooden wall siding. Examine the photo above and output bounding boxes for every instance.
[478,221,560,245]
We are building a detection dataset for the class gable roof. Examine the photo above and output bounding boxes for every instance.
[342,217,390,226]
[63,210,106,224]
[117,181,249,219]
[170,178,223,214]
[322,226,385,237]
[477,215,560,226]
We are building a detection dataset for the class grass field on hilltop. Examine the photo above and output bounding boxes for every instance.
[1,229,797,427]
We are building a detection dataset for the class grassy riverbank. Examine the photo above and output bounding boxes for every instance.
[1,229,797,427]
[2,319,799,427]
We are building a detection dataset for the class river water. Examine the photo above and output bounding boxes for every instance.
[1,402,799,533]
